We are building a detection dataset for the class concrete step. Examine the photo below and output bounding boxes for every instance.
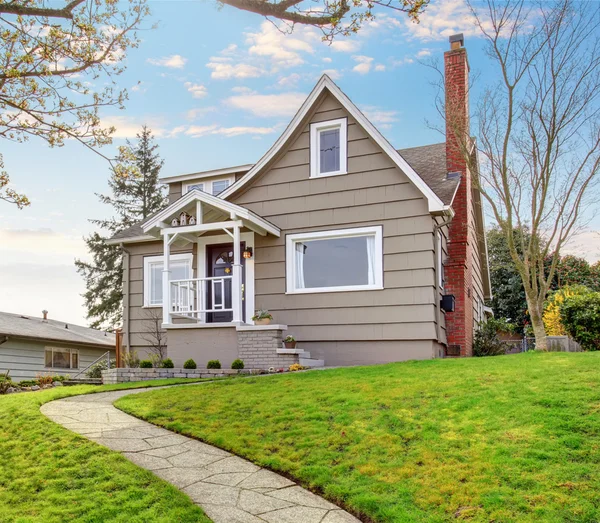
[299,357,325,368]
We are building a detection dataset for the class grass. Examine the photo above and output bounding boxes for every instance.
[116,352,600,523]
[0,378,212,523]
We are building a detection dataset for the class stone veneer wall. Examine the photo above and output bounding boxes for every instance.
[102,367,257,384]
[236,326,298,369]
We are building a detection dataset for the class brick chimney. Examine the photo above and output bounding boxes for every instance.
[444,34,474,357]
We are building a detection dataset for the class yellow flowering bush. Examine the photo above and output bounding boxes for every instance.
[543,285,589,335]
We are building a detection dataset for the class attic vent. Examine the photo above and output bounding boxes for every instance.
[65,324,69,329]
[447,171,461,180]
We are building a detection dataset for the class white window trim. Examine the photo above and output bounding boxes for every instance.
[45,346,79,369]
[184,176,235,196]
[143,253,194,308]
[285,226,383,294]
[310,118,347,178]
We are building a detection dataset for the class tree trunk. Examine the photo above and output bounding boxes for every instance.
[525,291,548,351]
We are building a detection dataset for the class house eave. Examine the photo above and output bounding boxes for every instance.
[159,164,254,184]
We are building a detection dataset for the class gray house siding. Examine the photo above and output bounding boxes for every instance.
[231,92,442,363]
[0,339,114,381]
[124,240,196,359]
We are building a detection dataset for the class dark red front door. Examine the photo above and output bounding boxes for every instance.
[207,243,245,323]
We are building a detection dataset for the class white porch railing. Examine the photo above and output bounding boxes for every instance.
[169,276,234,322]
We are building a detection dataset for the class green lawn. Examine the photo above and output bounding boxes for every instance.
[116,352,600,522]
[0,379,211,523]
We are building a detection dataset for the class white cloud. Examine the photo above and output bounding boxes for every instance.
[226,92,306,118]
[231,86,256,94]
[245,21,319,68]
[330,39,361,53]
[278,73,301,88]
[361,105,399,129]
[207,62,265,80]
[322,57,332,63]
[147,54,187,69]
[417,49,432,57]
[184,82,208,99]
[563,231,600,263]
[322,69,342,80]
[186,107,217,120]
[352,55,374,75]
[375,64,386,72]
[402,0,482,41]
[131,82,144,92]
[185,125,276,138]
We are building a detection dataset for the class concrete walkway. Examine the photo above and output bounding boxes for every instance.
[41,386,360,523]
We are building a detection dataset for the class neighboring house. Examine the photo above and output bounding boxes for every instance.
[0,311,115,381]
[107,35,491,369]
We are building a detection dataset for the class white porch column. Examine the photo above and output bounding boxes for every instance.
[232,224,243,324]
[162,233,171,325]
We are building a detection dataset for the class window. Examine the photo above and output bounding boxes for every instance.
[187,183,204,192]
[45,347,79,369]
[211,179,230,195]
[286,226,383,294]
[144,253,193,307]
[437,231,444,288]
[184,177,233,196]
[310,118,347,178]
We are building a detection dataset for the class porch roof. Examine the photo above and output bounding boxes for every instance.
[142,189,280,239]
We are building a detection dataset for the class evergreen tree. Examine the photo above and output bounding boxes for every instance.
[76,126,167,330]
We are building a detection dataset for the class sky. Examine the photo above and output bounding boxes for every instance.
[1,0,599,326]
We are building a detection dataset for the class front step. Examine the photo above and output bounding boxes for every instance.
[299,357,325,368]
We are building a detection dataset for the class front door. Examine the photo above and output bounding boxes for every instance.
[207,243,245,323]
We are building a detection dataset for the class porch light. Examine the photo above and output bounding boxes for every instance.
[243,247,253,259]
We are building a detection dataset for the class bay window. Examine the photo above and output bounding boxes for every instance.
[144,253,193,307]
[286,226,383,294]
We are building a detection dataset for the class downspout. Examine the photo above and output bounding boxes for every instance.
[120,244,131,358]
[433,211,454,344]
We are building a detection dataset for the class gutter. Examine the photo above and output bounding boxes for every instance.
[433,209,454,344]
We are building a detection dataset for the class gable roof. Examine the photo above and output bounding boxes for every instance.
[141,188,280,237]
[0,311,115,348]
[221,75,450,215]
[106,142,458,245]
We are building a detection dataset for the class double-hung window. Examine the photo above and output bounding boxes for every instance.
[184,178,232,196]
[286,226,383,294]
[45,347,79,369]
[310,118,347,178]
[144,253,193,307]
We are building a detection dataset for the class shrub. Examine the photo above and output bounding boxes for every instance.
[52,375,67,382]
[559,291,600,351]
[161,358,174,368]
[18,380,38,387]
[473,318,509,357]
[252,309,273,321]
[183,359,197,369]
[544,285,590,335]
[231,359,244,370]
[123,350,140,368]
[86,359,116,378]
[207,359,221,369]
[139,360,153,368]
[36,374,54,386]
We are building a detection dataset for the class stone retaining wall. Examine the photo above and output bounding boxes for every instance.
[101,367,258,384]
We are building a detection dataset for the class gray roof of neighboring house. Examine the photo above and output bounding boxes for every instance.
[109,142,458,243]
[0,311,115,348]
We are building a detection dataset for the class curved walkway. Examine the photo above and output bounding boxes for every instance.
[41,386,359,523]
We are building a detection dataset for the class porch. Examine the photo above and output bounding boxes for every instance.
[141,188,280,328]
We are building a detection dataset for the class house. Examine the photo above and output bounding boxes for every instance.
[107,35,491,369]
[0,310,116,381]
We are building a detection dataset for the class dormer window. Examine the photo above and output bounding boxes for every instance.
[310,118,347,178]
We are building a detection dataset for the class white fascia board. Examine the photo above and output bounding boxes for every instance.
[142,189,280,237]
[220,75,446,214]
[159,164,254,184]
[105,234,156,245]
